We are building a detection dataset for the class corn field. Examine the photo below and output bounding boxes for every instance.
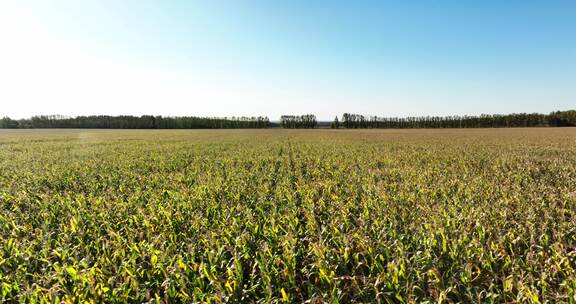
[0,129,575,303]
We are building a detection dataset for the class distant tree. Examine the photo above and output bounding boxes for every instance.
[0,117,19,128]
[280,114,317,128]
[0,115,270,129]
[335,111,575,129]
[549,110,576,127]
[1,110,574,129]
[331,116,340,129]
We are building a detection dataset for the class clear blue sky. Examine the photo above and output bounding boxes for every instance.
[0,0,574,120]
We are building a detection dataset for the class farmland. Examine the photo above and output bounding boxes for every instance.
[0,129,575,303]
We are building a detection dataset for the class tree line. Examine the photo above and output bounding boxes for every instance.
[0,115,270,129]
[280,114,318,128]
[333,110,576,129]
[1,110,574,129]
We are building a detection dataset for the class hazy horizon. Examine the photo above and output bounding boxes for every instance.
[1,1,575,121]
